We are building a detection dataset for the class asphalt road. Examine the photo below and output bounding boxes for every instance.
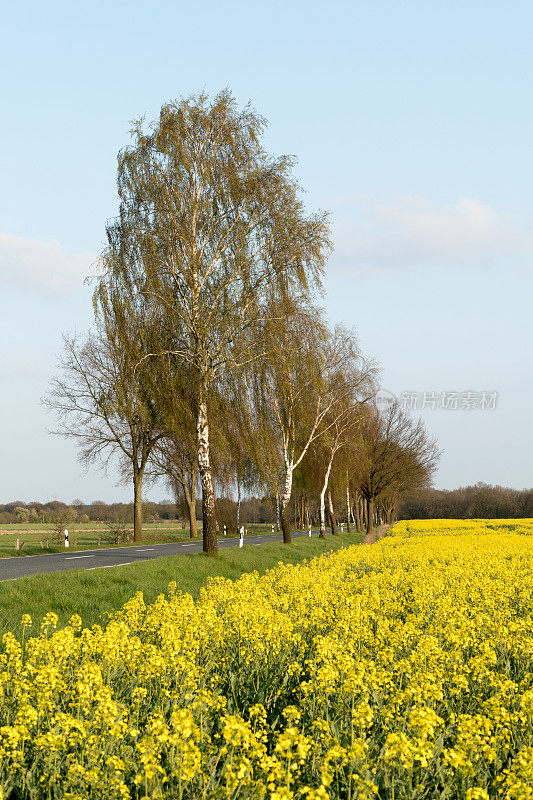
[0,530,318,581]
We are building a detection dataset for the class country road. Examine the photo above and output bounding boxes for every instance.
[0,530,318,581]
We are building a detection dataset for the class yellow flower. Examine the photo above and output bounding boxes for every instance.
[2,518,533,797]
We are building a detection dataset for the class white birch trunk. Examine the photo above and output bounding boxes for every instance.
[346,483,351,533]
[319,456,334,539]
[280,462,293,543]
[236,477,241,535]
[197,397,217,553]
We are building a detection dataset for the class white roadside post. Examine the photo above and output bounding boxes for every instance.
[309,525,312,537]
[239,525,244,548]
[341,523,344,533]
[223,525,227,537]
[64,529,69,548]
[271,524,274,533]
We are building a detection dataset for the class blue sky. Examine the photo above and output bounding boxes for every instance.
[2,0,532,502]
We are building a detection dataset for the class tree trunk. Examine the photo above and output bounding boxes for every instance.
[354,492,363,533]
[133,471,143,542]
[346,482,351,533]
[366,497,374,535]
[327,489,338,535]
[275,493,280,531]
[280,465,293,543]
[197,392,217,554]
[319,456,335,539]
[319,485,327,539]
[186,481,197,539]
[236,478,241,534]
[280,506,291,543]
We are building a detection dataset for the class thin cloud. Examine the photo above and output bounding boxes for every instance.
[0,233,97,294]
[333,195,533,271]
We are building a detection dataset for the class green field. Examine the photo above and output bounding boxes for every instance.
[0,530,363,635]
[0,520,199,532]
[0,521,278,557]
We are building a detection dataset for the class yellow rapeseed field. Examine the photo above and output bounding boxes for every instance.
[3,520,533,798]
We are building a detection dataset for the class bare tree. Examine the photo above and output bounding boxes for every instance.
[102,505,132,545]
[353,403,441,534]
[343,429,369,533]
[48,507,77,548]
[45,326,162,542]
[97,91,329,554]
[152,437,198,539]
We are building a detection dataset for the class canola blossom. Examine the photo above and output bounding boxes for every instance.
[3,521,533,798]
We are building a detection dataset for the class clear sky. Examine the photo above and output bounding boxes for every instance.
[2,0,532,503]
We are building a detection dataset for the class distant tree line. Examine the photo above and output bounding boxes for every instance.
[0,497,272,526]
[0,500,156,526]
[5,483,533,530]
[44,91,439,551]
[399,483,533,519]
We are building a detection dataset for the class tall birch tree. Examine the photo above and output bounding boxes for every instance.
[97,90,329,553]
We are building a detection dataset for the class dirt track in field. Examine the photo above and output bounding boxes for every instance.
[364,524,390,545]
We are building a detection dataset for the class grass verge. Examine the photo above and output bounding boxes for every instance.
[0,531,364,636]
[0,523,278,557]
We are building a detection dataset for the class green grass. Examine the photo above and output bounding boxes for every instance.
[0,521,189,532]
[0,522,278,557]
[0,531,363,636]
[0,530,193,557]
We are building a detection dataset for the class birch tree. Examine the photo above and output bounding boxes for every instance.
[97,90,329,553]
[254,314,374,542]
[318,417,352,538]
[302,377,374,538]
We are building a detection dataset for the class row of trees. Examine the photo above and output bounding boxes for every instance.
[0,500,167,527]
[0,498,274,527]
[399,483,533,520]
[8,481,533,532]
[47,91,439,552]
[1,503,90,526]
